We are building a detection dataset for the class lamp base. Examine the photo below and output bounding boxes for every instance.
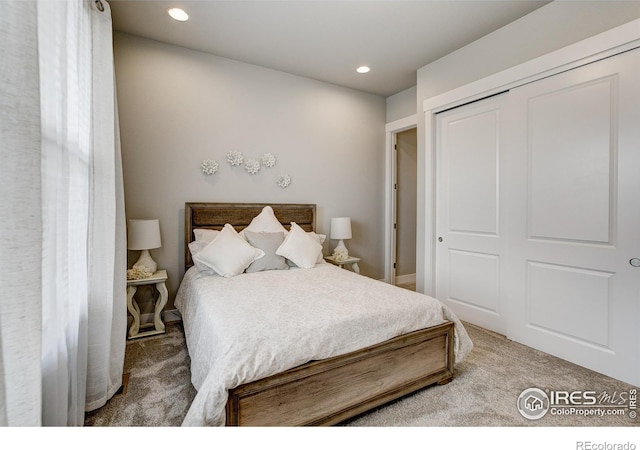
[332,240,349,261]
[132,249,158,274]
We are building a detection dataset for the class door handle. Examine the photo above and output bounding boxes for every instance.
[630,258,640,267]
[438,237,443,243]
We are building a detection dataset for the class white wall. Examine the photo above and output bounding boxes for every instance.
[414,1,640,292]
[386,85,416,122]
[114,33,386,308]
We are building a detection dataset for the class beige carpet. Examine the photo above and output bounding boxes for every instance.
[84,323,196,427]
[85,321,638,427]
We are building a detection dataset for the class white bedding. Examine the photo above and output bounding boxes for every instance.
[175,262,473,426]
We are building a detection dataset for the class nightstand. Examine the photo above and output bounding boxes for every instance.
[324,255,361,274]
[126,270,168,339]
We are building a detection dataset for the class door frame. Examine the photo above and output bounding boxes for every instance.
[420,18,640,296]
[384,114,417,285]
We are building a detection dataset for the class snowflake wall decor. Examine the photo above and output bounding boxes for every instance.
[276,174,291,188]
[244,158,261,175]
[200,159,219,175]
[261,152,277,168]
[226,149,244,166]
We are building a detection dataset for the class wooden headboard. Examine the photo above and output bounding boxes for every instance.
[184,203,316,270]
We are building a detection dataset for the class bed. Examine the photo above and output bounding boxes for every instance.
[175,202,473,426]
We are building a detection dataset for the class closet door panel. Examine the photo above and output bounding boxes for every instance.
[435,48,639,386]
[505,48,640,387]
[527,78,614,244]
[436,95,507,334]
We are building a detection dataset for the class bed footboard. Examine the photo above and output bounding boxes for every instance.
[226,321,455,426]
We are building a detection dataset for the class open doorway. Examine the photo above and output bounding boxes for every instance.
[395,127,417,290]
[384,115,417,286]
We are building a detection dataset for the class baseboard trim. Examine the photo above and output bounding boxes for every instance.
[395,273,416,285]
[139,309,182,325]
[163,309,182,323]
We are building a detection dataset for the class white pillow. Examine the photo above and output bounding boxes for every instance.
[239,206,287,237]
[308,231,326,245]
[286,231,326,265]
[276,222,322,269]
[197,224,265,277]
[188,241,215,274]
[193,228,220,242]
[309,232,326,263]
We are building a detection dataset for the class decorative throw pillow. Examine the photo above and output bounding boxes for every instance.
[188,241,216,274]
[308,232,326,245]
[286,231,326,267]
[196,224,265,277]
[308,232,326,262]
[189,240,208,255]
[276,222,322,269]
[193,228,220,242]
[244,231,289,273]
[239,206,287,238]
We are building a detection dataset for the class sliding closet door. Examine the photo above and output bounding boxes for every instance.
[504,48,640,386]
[435,95,508,334]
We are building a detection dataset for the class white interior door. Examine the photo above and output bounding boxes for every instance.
[435,49,639,386]
[504,48,640,386]
[436,95,508,334]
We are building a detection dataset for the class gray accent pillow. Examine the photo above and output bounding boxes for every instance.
[244,231,289,273]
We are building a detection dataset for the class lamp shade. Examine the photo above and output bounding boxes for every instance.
[127,219,161,250]
[330,217,352,240]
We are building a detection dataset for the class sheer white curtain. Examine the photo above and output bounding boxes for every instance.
[0,0,44,427]
[0,0,126,426]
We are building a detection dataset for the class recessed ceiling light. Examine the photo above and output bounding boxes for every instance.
[168,7,189,22]
[356,66,371,74]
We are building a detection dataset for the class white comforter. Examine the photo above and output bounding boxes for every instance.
[175,263,473,426]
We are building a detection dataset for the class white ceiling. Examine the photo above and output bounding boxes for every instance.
[109,0,550,97]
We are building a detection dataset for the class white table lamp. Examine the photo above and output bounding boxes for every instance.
[127,219,161,274]
[330,217,352,261]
